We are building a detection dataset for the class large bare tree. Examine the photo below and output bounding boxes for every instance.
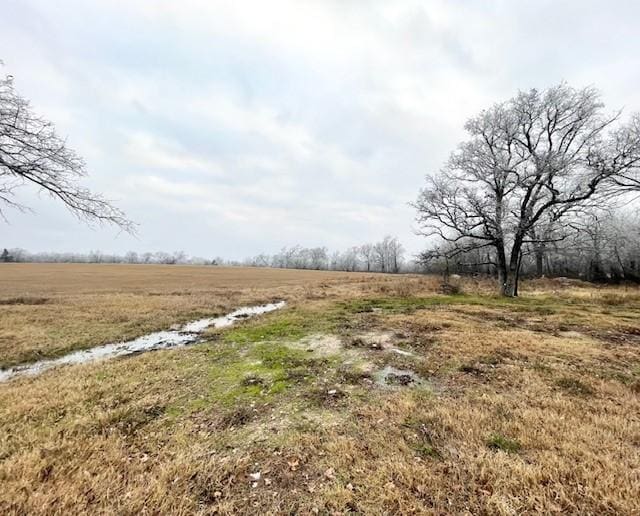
[0,70,133,231]
[414,84,640,296]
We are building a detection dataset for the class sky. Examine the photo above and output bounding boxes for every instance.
[1,0,640,260]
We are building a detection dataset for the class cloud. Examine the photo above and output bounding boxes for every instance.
[2,1,640,258]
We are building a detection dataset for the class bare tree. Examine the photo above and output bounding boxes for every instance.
[372,236,404,273]
[386,236,404,273]
[373,240,387,272]
[309,247,328,270]
[359,243,374,272]
[0,69,133,230]
[414,84,640,296]
[124,251,139,264]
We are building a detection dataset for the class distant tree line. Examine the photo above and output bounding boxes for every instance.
[0,249,221,265]
[243,236,408,273]
[0,235,413,273]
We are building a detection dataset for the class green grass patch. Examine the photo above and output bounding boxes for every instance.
[414,443,442,459]
[223,307,338,344]
[253,342,311,368]
[487,434,521,453]
[339,294,566,315]
[180,340,334,410]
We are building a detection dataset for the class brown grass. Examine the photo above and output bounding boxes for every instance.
[0,264,383,367]
[0,265,639,514]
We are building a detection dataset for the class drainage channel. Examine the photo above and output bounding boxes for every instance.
[0,301,285,383]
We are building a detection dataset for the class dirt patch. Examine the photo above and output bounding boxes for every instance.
[374,366,425,389]
[304,386,348,407]
[355,331,394,349]
[347,331,416,358]
[298,334,343,355]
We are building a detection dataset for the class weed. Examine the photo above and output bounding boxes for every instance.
[556,376,595,396]
[386,371,416,386]
[487,434,521,453]
[414,443,441,459]
[403,418,442,459]
[225,317,307,344]
[240,374,267,387]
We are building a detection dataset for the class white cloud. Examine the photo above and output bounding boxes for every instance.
[123,131,225,175]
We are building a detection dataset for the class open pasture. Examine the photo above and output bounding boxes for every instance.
[1,265,639,514]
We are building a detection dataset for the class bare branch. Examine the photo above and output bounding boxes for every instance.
[0,70,135,233]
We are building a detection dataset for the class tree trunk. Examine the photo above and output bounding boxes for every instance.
[495,240,512,295]
[514,252,523,296]
[500,240,522,297]
[535,248,544,277]
[501,269,518,297]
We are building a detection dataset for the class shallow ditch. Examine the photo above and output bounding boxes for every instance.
[0,301,285,383]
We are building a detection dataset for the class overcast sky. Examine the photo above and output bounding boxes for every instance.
[1,1,640,260]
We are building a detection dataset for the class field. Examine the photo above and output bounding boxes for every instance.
[1,264,639,514]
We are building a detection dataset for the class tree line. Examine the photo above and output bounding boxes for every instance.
[244,236,406,272]
[418,207,640,283]
[0,249,220,265]
[1,235,409,272]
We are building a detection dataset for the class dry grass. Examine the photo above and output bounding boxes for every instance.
[0,264,383,367]
[1,265,639,514]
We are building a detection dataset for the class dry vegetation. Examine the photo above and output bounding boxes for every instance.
[1,264,639,514]
[0,264,377,368]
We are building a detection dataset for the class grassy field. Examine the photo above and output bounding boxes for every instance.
[1,265,639,514]
[0,264,375,368]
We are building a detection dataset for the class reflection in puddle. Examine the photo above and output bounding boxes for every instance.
[0,301,285,383]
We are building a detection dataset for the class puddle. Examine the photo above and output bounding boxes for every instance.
[374,365,424,388]
[0,301,285,383]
